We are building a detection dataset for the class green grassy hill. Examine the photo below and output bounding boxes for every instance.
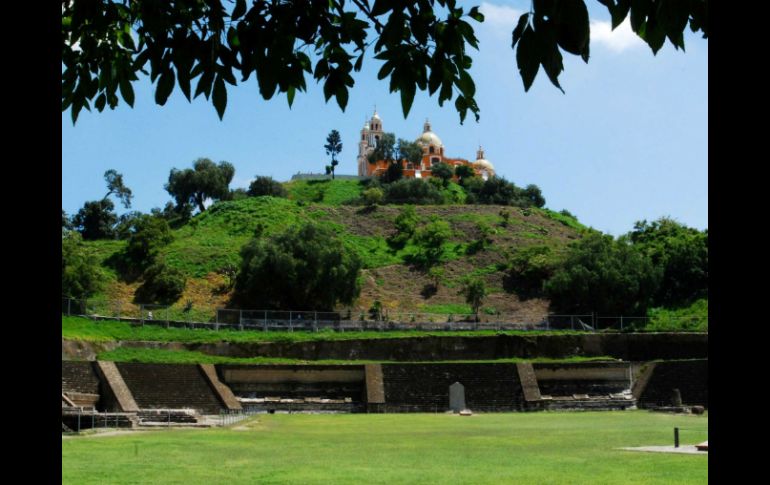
[84,179,590,319]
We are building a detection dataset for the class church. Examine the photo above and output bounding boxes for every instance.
[356,110,495,181]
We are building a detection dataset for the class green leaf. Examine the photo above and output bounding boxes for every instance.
[629,0,650,33]
[512,13,530,48]
[336,85,349,111]
[287,85,296,108]
[119,78,134,107]
[194,71,214,99]
[555,0,590,58]
[468,6,485,22]
[95,93,107,111]
[400,80,416,118]
[516,27,539,92]
[232,0,247,21]
[457,69,476,97]
[212,75,227,120]
[155,69,175,106]
[371,0,392,17]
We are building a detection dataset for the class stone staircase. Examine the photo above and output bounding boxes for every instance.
[116,363,224,414]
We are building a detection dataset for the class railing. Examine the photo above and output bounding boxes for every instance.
[62,297,707,333]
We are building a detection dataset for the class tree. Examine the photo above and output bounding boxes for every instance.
[62,1,707,124]
[62,231,105,299]
[430,162,454,187]
[384,179,442,205]
[103,169,133,209]
[397,139,424,168]
[454,165,475,186]
[120,214,174,273]
[388,205,420,248]
[134,260,187,305]
[165,158,235,213]
[151,201,192,228]
[628,218,708,307]
[523,184,546,208]
[545,232,661,316]
[461,278,487,322]
[414,217,452,266]
[73,199,117,240]
[233,223,362,310]
[248,176,287,197]
[324,130,343,180]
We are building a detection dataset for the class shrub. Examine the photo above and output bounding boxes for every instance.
[388,205,420,248]
[430,162,454,187]
[233,222,362,310]
[134,260,187,304]
[362,187,384,207]
[413,218,452,266]
[384,178,443,205]
[122,215,174,271]
[62,232,105,299]
[248,176,287,197]
[545,233,661,316]
[460,278,487,321]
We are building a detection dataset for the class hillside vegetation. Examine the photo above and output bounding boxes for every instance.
[81,179,588,318]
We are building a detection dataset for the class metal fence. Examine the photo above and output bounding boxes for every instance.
[62,297,707,333]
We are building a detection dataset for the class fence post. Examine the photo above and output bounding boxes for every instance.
[166,307,170,328]
[68,298,72,316]
[620,316,624,331]
[239,310,243,331]
[263,311,267,332]
[571,316,574,331]
[140,304,145,326]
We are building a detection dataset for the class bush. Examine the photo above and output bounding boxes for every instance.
[545,233,661,316]
[430,162,454,187]
[505,245,560,298]
[233,222,362,310]
[384,178,443,205]
[362,187,384,207]
[62,232,105,298]
[134,260,187,304]
[73,199,117,240]
[413,218,452,266]
[460,278,487,321]
[248,176,287,197]
[388,205,420,248]
[464,177,546,208]
[122,215,174,271]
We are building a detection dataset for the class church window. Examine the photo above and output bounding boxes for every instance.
[429,146,435,154]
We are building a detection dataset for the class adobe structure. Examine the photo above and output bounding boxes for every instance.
[356,110,496,180]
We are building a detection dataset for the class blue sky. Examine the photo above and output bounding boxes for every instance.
[62,2,707,236]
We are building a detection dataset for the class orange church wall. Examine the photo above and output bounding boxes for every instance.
[365,156,481,179]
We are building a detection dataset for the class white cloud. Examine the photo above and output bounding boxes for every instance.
[478,3,643,53]
[590,18,644,53]
[479,2,523,39]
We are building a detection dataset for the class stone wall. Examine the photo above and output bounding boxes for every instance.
[377,363,524,412]
[63,333,708,362]
[218,364,366,401]
[533,362,631,396]
[637,359,708,408]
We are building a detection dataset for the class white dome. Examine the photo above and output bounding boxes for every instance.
[474,159,495,175]
[372,111,381,121]
[416,131,443,147]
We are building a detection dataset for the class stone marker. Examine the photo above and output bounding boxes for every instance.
[671,388,682,406]
[449,382,466,413]
[691,405,705,415]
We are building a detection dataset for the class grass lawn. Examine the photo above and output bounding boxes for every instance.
[62,316,587,344]
[62,411,707,485]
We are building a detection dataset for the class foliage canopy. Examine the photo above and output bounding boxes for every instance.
[234,222,362,310]
[62,1,707,123]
